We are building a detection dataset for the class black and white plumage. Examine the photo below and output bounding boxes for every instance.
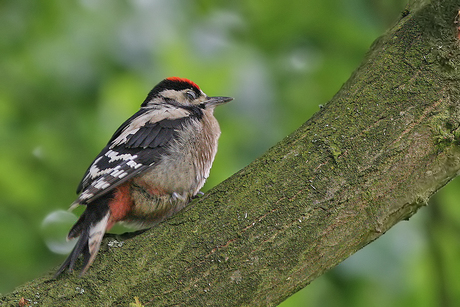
[55,77,232,277]
[72,104,198,207]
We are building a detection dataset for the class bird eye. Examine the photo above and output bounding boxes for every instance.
[185,91,196,100]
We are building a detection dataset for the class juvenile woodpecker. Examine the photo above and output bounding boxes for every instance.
[55,77,232,277]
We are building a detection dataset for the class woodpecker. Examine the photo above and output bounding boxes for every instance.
[55,77,232,277]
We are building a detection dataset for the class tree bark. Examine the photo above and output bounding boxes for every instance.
[3,0,460,306]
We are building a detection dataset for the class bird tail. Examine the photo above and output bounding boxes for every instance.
[54,200,111,277]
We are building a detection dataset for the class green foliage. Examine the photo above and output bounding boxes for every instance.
[2,0,460,306]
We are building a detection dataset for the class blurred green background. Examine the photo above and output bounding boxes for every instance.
[2,0,460,306]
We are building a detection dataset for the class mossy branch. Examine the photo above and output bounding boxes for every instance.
[3,0,460,306]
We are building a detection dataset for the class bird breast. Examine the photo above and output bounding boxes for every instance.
[133,109,221,198]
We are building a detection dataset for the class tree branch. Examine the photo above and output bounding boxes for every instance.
[3,0,460,306]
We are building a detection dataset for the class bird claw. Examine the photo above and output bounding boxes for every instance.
[193,191,205,199]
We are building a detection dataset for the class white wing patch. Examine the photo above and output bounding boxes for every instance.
[85,150,142,182]
[105,150,139,163]
[73,148,147,207]
[110,105,191,148]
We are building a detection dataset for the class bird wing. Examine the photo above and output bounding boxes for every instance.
[72,105,202,207]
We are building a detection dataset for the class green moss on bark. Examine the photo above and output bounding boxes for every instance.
[3,0,460,306]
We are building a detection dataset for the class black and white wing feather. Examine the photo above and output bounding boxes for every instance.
[71,104,202,207]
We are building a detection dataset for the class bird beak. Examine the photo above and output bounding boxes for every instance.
[205,96,233,107]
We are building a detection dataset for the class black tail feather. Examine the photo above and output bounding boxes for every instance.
[54,228,90,277]
[54,196,111,278]
[67,212,87,240]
